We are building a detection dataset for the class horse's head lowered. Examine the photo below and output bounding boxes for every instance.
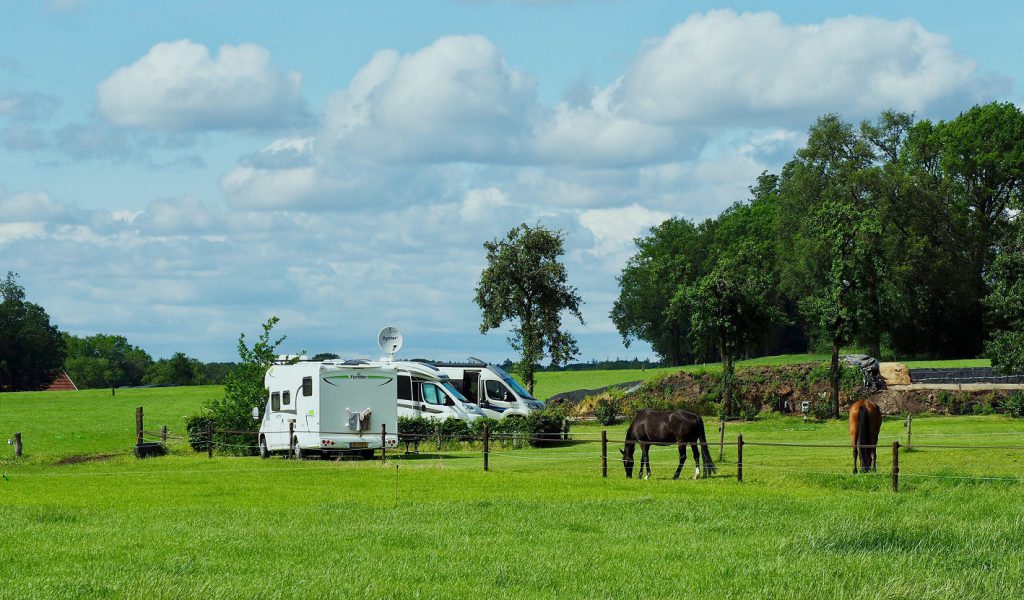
[620,445,635,478]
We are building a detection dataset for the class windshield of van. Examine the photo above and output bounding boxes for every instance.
[442,381,470,403]
[491,365,537,400]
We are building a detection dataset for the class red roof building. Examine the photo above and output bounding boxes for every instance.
[46,370,78,391]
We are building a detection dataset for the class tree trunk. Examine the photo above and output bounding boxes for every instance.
[719,336,734,419]
[830,336,841,418]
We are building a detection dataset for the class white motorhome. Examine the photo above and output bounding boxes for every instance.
[350,360,484,422]
[258,360,399,459]
[435,360,546,420]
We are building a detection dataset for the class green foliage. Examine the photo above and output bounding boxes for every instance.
[203,317,288,454]
[674,244,785,417]
[63,332,152,389]
[611,218,705,366]
[1004,393,1024,418]
[984,224,1024,373]
[475,223,585,395]
[594,396,620,425]
[0,272,66,391]
[809,400,833,420]
[184,414,215,452]
[143,352,205,386]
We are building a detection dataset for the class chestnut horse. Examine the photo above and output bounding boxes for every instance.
[849,398,882,473]
[620,409,716,479]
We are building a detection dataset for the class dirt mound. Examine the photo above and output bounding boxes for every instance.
[879,362,911,385]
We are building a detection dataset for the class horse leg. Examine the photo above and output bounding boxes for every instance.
[641,443,650,480]
[691,444,701,479]
[852,445,858,475]
[673,443,684,480]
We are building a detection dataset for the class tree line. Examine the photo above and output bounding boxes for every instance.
[612,102,1024,416]
[0,272,234,391]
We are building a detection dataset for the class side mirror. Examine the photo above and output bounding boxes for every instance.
[251,406,260,420]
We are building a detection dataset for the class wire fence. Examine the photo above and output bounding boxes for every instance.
[9,405,1023,491]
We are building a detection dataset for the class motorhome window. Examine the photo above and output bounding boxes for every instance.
[397,375,412,400]
[485,380,512,401]
[412,381,422,403]
[302,377,312,396]
[501,375,534,400]
[422,383,444,405]
[271,392,281,412]
[442,381,468,403]
[282,391,291,406]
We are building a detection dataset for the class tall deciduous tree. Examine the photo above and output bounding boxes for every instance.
[475,224,584,394]
[63,333,153,389]
[985,225,1024,373]
[611,218,705,366]
[779,114,882,417]
[675,246,783,418]
[0,272,66,391]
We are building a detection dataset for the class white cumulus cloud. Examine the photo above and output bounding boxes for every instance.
[97,40,305,131]
[610,10,983,125]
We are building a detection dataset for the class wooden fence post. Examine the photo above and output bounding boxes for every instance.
[892,440,900,493]
[483,423,490,472]
[288,421,295,459]
[135,406,144,446]
[381,423,387,461]
[737,433,744,483]
[13,432,22,458]
[207,423,214,459]
[718,418,726,461]
[160,425,168,444]
[601,430,608,478]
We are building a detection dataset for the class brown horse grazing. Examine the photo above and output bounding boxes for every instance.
[849,398,882,473]
[620,409,716,480]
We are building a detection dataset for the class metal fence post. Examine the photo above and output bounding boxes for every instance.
[907,415,913,449]
[483,423,490,472]
[288,421,295,459]
[207,423,214,459]
[381,423,387,461]
[601,430,608,478]
[737,433,744,483]
[892,440,900,493]
[160,425,168,444]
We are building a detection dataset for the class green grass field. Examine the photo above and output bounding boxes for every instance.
[2,382,1023,599]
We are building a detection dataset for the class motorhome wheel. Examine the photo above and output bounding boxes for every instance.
[259,436,269,459]
[293,438,303,459]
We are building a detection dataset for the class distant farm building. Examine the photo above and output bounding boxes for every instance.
[46,370,78,391]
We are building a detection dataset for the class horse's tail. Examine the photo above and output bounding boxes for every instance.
[856,401,871,471]
[697,417,717,475]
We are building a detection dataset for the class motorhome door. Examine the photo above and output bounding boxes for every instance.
[483,378,516,413]
[397,374,422,417]
[464,370,481,403]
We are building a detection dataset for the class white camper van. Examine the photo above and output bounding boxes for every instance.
[435,360,546,420]
[258,360,399,458]
[348,360,484,422]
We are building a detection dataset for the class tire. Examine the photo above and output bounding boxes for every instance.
[293,438,303,460]
[259,436,270,459]
[360,448,375,460]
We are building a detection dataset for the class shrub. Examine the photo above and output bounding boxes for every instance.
[736,400,759,421]
[184,414,215,452]
[1005,392,1024,418]
[594,397,619,425]
[809,400,832,420]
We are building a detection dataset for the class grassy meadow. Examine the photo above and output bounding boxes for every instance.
[2,376,1024,599]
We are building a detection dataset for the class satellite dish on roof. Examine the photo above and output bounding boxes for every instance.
[378,326,404,362]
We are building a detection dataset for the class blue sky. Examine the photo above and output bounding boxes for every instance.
[1,1,1020,363]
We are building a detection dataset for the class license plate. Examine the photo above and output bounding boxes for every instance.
[350,442,368,449]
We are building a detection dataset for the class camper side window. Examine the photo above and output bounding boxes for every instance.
[422,383,444,405]
[271,392,281,412]
[282,390,291,407]
[302,376,312,397]
[485,380,510,402]
[397,375,412,400]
